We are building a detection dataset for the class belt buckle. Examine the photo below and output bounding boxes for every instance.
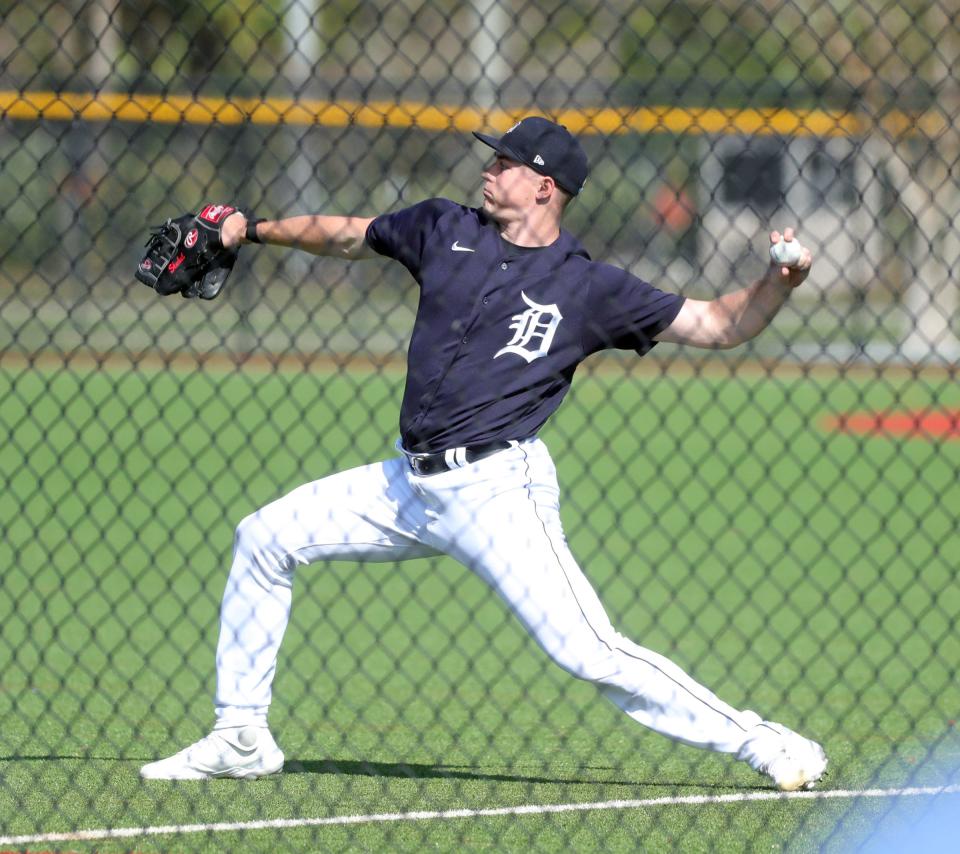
[408,454,436,476]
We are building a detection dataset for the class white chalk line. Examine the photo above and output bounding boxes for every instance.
[1,784,958,847]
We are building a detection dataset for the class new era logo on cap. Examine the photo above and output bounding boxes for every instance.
[473,117,589,196]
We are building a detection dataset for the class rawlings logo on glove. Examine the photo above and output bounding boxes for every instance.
[135,205,246,299]
[198,204,236,224]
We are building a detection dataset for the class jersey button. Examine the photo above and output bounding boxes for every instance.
[500,262,508,270]
[482,297,489,304]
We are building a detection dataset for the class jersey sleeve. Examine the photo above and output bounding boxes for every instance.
[365,198,458,276]
[582,263,685,356]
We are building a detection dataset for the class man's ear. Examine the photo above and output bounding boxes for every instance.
[536,175,557,202]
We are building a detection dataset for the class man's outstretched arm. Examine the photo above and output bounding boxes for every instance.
[655,228,812,350]
[221,212,378,259]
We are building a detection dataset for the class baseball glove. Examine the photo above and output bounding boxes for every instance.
[135,204,245,299]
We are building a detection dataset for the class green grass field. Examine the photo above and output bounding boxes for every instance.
[1,353,959,852]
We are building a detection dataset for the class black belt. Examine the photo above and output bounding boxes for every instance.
[404,440,513,477]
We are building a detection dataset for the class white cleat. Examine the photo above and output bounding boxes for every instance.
[738,721,827,792]
[140,726,284,780]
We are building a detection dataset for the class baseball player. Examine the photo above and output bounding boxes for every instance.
[140,117,827,790]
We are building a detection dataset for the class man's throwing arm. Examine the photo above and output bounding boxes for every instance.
[655,227,812,350]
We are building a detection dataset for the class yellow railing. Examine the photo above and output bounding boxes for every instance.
[1,90,947,138]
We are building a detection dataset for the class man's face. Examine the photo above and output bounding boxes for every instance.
[481,154,546,221]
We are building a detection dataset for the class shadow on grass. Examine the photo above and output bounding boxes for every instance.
[283,758,738,789]
[283,758,626,785]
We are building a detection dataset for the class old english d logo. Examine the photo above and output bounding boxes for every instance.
[494,291,563,363]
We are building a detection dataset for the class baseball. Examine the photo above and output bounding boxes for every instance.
[770,237,803,267]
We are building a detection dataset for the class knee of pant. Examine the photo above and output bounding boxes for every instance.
[234,511,294,578]
[234,511,262,553]
[545,637,621,684]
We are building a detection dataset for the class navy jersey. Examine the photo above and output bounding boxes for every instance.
[366,198,684,453]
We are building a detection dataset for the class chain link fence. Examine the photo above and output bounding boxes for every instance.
[1,1,959,850]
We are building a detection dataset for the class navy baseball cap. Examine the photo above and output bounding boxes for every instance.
[474,117,589,196]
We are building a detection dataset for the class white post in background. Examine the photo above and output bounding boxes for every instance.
[901,221,960,363]
[468,0,512,109]
[284,0,325,91]
[86,0,123,85]
[869,133,960,365]
[281,0,325,276]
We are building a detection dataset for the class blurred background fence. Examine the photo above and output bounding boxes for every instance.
[1,1,959,851]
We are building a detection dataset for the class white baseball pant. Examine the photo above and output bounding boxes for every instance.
[214,437,762,751]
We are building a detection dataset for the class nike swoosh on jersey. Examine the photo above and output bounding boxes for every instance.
[451,241,475,252]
